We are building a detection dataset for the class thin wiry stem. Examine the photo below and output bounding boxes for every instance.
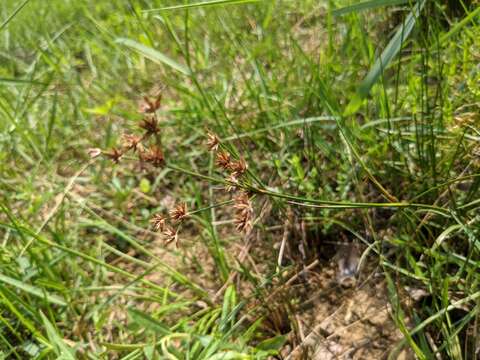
[167,163,450,216]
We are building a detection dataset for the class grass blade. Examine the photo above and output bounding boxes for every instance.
[128,308,171,336]
[144,0,262,12]
[0,274,66,307]
[0,0,31,32]
[0,77,45,85]
[440,5,480,43]
[345,0,425,115]
[116,38,191,75]
[40,312,76,360]
[333,0,410,16]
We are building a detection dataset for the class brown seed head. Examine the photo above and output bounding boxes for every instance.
[143,146,165,167]
[206,131,220,151]
[233,192,254,233]
[216,151,232,170]
[87,148,102,159]
[225,174,238,192]
[139,94,162,114]
[104,147,123,163]
[150,214,166,232]
[170,202,188,222]
[163,226,178,246]
[122,134,143,153]
[230,158,247,176]
[139,116,160,136]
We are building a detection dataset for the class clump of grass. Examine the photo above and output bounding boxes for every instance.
[1,0,480,358]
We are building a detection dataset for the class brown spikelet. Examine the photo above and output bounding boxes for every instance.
[216,151,232,170]
[163,226,178,246]
[233,192,253,233]
[139,116,160,136]
[139,94,162,114]
[87,148,102,159]
[206,131,220,151]
[150,214,166,232]
[104,147,123,163]
[143,146,165,167]
[170,202,188,222]
[122,134,143,153]
[230,158,247,176]
[225,174,238,192]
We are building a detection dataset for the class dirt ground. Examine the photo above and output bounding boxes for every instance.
[97,188,413,359]
[281,254,411,360]
[146,223,413,359]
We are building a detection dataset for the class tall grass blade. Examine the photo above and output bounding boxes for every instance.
[0,274,66,306]
[345,0,425,115]
[128,308,171,336]
[116,38,191,75]
[40,311,76,360]
[440,5,480,43]
[0,0,31,32]
[0,77,45,85]
[333,0,410,16]
[144,0,262,12]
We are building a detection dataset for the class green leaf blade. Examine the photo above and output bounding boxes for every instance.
[345,0,425,115]
[144,0,262,12]
[333,0,410,17]
[116,38,191,76]
[0,274,67,306]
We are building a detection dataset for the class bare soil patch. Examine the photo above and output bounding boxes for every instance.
[282,246,412,360]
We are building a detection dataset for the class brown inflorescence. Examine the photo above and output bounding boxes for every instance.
[233,192,254,233]
[169,202,188,222]
[216,151,232,170]
[230,158,247,177]
[139,116,160,137]
[104,147,123,163]
[139,94,162,114]
[122,134,143,153]
[206,131,220,151]
[88,148,102,159]
[225,174,239,192]
[150,214,167,232]
[143,146,165,167]
[162,226,178,246]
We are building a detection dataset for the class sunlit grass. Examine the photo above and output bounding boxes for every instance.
[1,0,479,358]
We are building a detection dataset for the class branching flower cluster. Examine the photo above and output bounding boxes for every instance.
[90,93,191,246]
[150,202,188,247]
[90,93,165,168]
[90,94,255,247]
[208,131,254,234]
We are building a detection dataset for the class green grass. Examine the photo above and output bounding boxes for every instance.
[1,0,480,358]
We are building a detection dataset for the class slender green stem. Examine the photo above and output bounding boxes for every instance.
[168,163,450,215]
[187,199,234,216]
[167,163,227,184]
